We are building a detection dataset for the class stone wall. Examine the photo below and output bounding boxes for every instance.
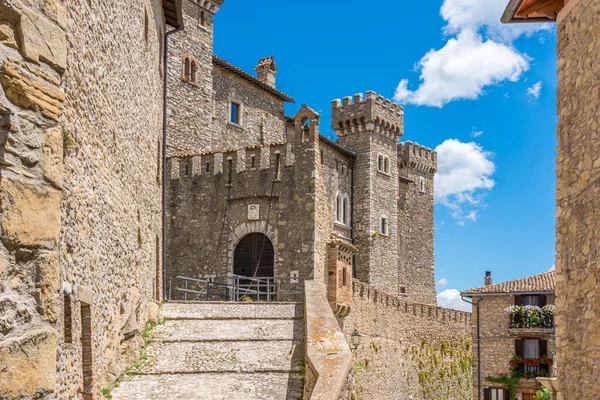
[555,0,600,398]
[166,141,318,301]
[397,142,437,305]
[0,0,166,398]
[339,281,473,400]
[166,0,220,156]
[471,295,556,399]
[212,63,287,152]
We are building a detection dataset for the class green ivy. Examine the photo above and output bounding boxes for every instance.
[486,371,522,400]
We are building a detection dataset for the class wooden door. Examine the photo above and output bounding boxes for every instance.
[234,233,274,277]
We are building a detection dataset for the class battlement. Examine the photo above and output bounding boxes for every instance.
[168,142,296,181]
[331,91,404,141]
[397,141,437,174]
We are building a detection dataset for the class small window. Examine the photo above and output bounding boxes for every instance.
[199,10,206,26]
[230,102,240,124]
[342,196,349,225]
[144,9,149,45]
[336,194,343,223]
[377,154,390,174]
[399,286,407,295]
[486,388,507,400]
[205,162,210,172]
[380,215,389,236]
[419,177,425,193]
[183,57,190,80]
[274,153,281,180]
[226,159,233,184]
[251,155,256,168]
[190,60,198,83]
[184,162,189,176]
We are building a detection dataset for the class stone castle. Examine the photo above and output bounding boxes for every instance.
[166,0,438,306]
[0,0,474,399]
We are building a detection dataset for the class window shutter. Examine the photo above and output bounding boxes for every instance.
[483,388,490,400]
[514,295,522,306]
[515,339,523,357]
[540,295,547,307]
[540,340,548,357]
[504,388,510,400]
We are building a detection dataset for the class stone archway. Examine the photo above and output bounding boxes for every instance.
[227,221,278,278]
[233,233,274,277]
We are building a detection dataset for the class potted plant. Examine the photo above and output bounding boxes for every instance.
[240,295,253,303]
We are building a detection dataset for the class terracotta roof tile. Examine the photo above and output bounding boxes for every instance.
[461,271,555,296]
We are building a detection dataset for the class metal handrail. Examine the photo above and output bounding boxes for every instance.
[168,274,280,302]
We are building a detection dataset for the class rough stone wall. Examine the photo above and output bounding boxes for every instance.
[166,0,219,156]
[0,0,165,398]
[334,92,403,294]
[166,141,318,301]
[397,142,437,305]
[340,281,473,400]
[315,139,353,285]
[555,0,600,398]
[471,295,556,400]
[212,64,286,151]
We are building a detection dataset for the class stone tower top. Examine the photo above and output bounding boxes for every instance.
[255,56,277,88]
[397,141,437,174]
[331,91,404,141]
[196,0,224,13]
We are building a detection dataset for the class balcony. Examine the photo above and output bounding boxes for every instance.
[509,356,553,380]
[505,305,555,331]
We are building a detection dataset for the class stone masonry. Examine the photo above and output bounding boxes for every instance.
[0,0,174,398]
[555,0,600,398]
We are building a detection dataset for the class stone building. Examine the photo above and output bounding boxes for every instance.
[462,271,556,400]
[500,0,600,398]
[0,0,181,398]
[165,0,437,306]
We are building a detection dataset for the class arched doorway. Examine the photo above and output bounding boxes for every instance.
[233,233,274,277]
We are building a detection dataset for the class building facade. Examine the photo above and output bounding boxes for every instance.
[463,271,556,400]
[0,1,180,398]
[165,0,438,305]
[500,0,600,398]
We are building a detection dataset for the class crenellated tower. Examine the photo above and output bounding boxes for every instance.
[166,0,223,156]
[397,141,437,304]
[332,91,404,293]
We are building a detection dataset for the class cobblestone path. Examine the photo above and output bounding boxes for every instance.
[111,302,305,400]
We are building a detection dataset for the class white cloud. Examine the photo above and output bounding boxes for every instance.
[471,127,483,137]
[527,81,542,100]
[394,30,529,108]
[549,265,555,271]
[435,139,495,224]
[437,289,472,312]
[393,0,549,108]
[437,278,449,287]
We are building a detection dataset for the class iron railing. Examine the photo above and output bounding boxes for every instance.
[168,274,279,302]
[509,312,555,329]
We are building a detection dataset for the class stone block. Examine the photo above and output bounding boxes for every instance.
[0,327,57,397]
[0,61,65,120]
[18,7,67,71]
[35,252,60,322]
[42,127,63,188]
[0,22,18,49]
[0,177,61,248]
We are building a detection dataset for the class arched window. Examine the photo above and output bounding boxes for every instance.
[342,196,349,225]
[183,56,190,80]
[190,60,198,83]
[336,194,343,223]
[380,215,389,236]
[199,10,206,26]
[419,177,426,193]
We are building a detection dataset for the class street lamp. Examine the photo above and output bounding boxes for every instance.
[350,328,361,351]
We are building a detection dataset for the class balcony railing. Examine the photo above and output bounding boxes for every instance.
[509,356,553,380]
[505,305,555,329]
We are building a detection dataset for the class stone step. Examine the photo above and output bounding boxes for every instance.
[151,318,304,342]
[161,302,303,320]
[133,340,304,375]
[110,372,304,400]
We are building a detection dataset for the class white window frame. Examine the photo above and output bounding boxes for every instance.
[380,215,389,236]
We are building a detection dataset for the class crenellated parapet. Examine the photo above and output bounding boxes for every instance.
[397,141,437,175]
[331,91,404,141]
[168,141,296,181]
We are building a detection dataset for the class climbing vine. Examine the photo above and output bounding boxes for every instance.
[486,371,522,400]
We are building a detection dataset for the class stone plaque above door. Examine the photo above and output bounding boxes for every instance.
[248,204,259,220]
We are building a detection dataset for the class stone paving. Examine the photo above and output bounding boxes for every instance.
[111,302,305,399]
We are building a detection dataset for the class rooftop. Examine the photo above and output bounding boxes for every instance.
[213,55,294,103]
[501,0,564,24]
[462,271,555,296]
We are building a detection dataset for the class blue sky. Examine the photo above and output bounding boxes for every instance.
[214,0,558,310]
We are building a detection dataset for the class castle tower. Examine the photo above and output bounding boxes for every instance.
[397,141,437,304]
[332,91,403,293]
[166,0,223,155]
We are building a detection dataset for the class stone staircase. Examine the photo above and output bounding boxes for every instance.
[111,302,305,400]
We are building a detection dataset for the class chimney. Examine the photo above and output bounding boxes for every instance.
[485,271,492,286]
[255,56,277,88]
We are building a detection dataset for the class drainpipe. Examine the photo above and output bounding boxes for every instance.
[462,295,480,400]
[162,17,184,301]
